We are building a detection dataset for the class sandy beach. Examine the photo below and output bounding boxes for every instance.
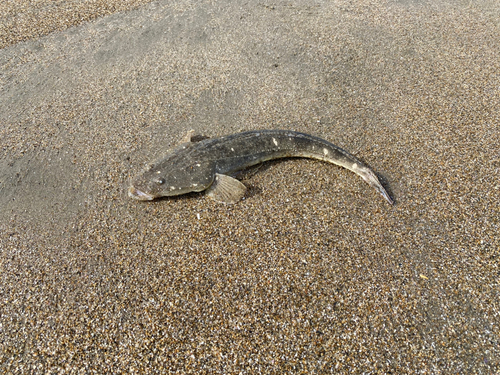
[1,0,499,372]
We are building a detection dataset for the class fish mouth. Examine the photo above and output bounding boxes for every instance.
[128,186,154,201]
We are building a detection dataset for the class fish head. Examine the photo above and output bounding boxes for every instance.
[128,158,215,201]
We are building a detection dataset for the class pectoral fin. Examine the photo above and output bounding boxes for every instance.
[206,173,247,204]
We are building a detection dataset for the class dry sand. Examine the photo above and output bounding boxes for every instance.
[1,0,499,373]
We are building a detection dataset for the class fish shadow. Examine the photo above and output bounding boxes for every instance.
[191,134,211,142]
[241,184,263,200]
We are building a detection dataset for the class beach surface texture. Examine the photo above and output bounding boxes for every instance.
[1,0,499,373]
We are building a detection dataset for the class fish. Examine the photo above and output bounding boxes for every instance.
[128,129,394,205]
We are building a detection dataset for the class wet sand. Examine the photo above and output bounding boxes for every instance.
[1,0,499,372]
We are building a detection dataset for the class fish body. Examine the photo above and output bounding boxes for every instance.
[128,130,393,204]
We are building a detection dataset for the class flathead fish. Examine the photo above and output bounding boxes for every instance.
[128,130,393,205]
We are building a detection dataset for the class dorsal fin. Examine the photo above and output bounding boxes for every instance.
[180,129,195,143]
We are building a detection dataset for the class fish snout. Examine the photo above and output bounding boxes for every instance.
[128,186,154,201]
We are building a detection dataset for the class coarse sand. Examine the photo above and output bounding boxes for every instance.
[1,0,499,373]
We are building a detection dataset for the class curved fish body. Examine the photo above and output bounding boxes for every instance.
[128,130,393,205]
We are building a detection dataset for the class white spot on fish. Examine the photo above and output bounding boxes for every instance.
[323,148,329,155]
[196,163,201,167]
[156,170,161,174]
[193,183,198,187]
[273,138,278,146]
[170,186,175,190]
[231,148,234,152]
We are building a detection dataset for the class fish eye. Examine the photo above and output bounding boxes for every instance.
[155,178,166,185]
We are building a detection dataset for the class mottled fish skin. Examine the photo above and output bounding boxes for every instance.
[128,130,394,205]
